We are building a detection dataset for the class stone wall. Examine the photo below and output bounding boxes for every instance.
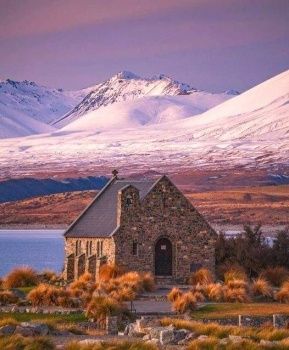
[64,237,116,281]
[113,176,216,283]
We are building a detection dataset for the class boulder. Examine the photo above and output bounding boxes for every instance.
[150,325,173,339]
[160,328,175,345]
[143,334,151,341]
[178,332,197,345]
[0,325,16,335]
[146,338,160,346]
[15,326,35,337]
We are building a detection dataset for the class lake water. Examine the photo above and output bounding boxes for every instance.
[0,230,65,276]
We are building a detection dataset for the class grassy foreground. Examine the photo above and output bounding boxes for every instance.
[0,312,86,324]
[194,303,289,319]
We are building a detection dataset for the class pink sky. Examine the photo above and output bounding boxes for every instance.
[0,0,288,91]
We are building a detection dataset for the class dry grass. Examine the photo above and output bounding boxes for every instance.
[252,278,273,298]
[275,282,289,303]
[4,266,38,288]
[194,303,289,319]
[99,264,126,282]
[205,283,223,302]
[0,335,55,350]
[162,318,289,343]
[261,267,289,287]
[85,295,125,321]
[223,268,248,284]
[0,290,19,305]
[190,268,214,286]
[27,284,76,307]
[222,285,250,303]
[167,287,182,303]
[172,292,197,314]
[0,317,19,327]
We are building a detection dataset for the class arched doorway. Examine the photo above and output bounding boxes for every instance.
[155,237,172,276]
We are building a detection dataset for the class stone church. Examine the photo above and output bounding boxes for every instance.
[63,171,216,283]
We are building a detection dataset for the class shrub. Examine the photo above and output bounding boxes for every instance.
[86,295,126,321]
[27,284,74,307]
[99,264,125,282]
[38,269,58,284]
[251,278,273,298]
[140,272,155,292]
[222,285,250,303]
[223,268,247,284]
[167,287,182,302]
[172,292,196,314]
[205,283,223,302]
[261,266,289,287]
[110,286,136,302]
[190,268,213,286]
[0,317,19,327]
[275,281,289,303]
[4,266,38,288]
[0,290,19,305]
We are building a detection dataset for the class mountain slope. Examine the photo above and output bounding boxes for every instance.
[0,79,92,138]
[54,71,232,128]
[63,92,231,131]
[0,69,287,181]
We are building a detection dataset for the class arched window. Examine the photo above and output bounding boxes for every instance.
[125,195,133,208]
[89,241,92,255]
[100,241,103,256]
[75,240,78,255]
[79,241,82,254]
[86,241,89,255]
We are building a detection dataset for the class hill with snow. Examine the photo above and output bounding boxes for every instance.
[0,79,91,138]
[54,71,232,128]
[0,69,288,182]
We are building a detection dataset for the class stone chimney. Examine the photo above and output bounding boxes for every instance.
[112,169,119,179]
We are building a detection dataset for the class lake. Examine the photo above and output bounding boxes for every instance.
[0,230,65,276]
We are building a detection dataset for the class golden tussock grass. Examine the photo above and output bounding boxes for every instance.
[85,295,125,321]
[99,264,126,282]
[161,318,289,343]
[190,268,214,286]
[205,283,223,302]
[167,287,182,302]
[0,335,55,350]
[27,283,75,307]
[4,266,38,288]
[223,268,248,284]
[172,292,197,314]
[251,278,273,298]
[261,267,289,287]
[222,285,250,303]
[275,281,289,303]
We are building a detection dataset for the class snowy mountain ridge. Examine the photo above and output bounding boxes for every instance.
[53,70,231,128]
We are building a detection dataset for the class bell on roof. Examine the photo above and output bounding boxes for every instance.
[112,169,119,179]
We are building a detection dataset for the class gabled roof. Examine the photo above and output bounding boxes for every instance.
[64,178,154,238]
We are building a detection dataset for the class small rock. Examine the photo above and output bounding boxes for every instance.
[260,339,275,347]
[146,338,160,346]
[229,335,243,343]
[143,334,151,341]
[198,335,209,341]
[0,325,16,335]
[78,339,101,346]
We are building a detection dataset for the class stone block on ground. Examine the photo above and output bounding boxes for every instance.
[0,325,16,335]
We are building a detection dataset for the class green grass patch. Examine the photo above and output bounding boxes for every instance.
[193,303,289,319]
[0,312,87,324]
[18,286,35,294]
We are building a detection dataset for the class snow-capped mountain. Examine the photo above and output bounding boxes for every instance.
[0,79,92,138]
[53,71,232,128]
[0,69,287,181]
[63,92,231,132]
